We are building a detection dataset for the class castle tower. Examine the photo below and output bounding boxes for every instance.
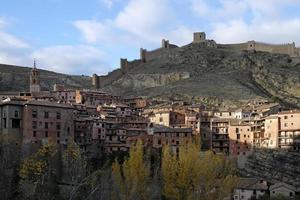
[193,32,206,43]
[161,39,170,48]
[120,58,128,73]
[30,59,41,93]
[92,74,100,89]
[140,48,147,63]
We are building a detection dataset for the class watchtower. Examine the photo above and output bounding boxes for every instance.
[92,74,100,89]
[140,48,147,63]
[120,58,129,72]
[193,32,206,43]
[161,39,170,48]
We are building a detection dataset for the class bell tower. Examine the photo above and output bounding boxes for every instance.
[30,59,41,93]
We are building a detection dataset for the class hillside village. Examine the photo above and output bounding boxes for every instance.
[0,51,300,199]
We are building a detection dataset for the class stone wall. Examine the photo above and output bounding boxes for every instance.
[219,41,299,57]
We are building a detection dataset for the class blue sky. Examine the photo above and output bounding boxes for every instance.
[1,0,300,75]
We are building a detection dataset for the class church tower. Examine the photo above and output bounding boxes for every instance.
[30,59,41,93]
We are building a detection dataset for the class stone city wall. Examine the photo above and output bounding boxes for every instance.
[219,41,298,57]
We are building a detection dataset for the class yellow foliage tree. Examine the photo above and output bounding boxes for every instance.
[19,143,57,183]
[162,142,237,200]
[111,140,150,200]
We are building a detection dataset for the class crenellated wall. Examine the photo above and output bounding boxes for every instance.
[220,40,299,57]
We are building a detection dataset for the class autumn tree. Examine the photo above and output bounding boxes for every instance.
[111,140,150,200]
[19,142,60,200]
[162,142,237,200]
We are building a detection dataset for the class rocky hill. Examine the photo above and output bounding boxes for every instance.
[1,40,300,108]
[101,42,300,108]
[0,64,92,92]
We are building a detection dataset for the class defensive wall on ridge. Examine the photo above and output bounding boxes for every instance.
[92,32,300,89]
[219,41,300,57]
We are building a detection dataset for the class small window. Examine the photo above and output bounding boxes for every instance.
[284,116,288,119]
[56,122,61,130]
[14,111,19,118]
[57,131,60,138]
[45,122,49,129]
[33,131,36,137]
[32,110,37,118]
[45,131,48,138]
[56,112,61,119]
[32,121,37,129]
[44,111,49,119]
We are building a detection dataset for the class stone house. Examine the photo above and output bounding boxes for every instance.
[233,178,268,200]
[269,182,297,199]
[22,100,75,146]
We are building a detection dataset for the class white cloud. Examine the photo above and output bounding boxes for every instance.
[31,45,110,75]
[211,19,300,45]
[115,0,172,41]
[0,18,29,50]
[0,18,31,66]
[73,20,114,44]
[74,0,186,47]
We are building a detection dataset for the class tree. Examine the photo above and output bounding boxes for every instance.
[161,142,237,200]
[111,140,150,200]
[19,142,60,200]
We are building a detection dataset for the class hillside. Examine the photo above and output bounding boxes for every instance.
[101,42,300,108]
[1,41,300,108]
[0,64,92,92]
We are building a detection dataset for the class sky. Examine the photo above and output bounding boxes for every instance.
[1,0,300,75]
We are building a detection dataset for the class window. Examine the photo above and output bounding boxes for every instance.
[32,110,37,118]
[56,112,61,119]
[159,117,163,122]
[284,116,288,119]
[32,121,37,129]
[12,119,21,128]
[56,122,61,130]
[44,111,49,119]
[45,122,49,129]
[45,131,48,138]
[236,128,239,133]
[158,139,161,145]
[237,134,240,140]
[14,111,19,118]
[33,131,36,137]
[57,131,60,138]
[176,141,180,145]
[3,118,7,128]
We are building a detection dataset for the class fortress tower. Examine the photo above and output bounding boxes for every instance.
[120,58,129,73]
[140,48,147,63]
[161,39,170,48]
[193,32,206,43]
[30,59,41,93]
[92,74,100,89]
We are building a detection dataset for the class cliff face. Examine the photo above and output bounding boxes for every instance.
[240,149,300,188]
[0,64,92,92]
[102,43,300,108]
